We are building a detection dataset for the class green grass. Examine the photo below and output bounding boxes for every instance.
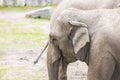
[0,6,41,12]
[0,6,45,12]
[0,19,49,50]
[0,5,56,12]
[0,7,50,80]
[0,7,50,50]
[0,65,48,80]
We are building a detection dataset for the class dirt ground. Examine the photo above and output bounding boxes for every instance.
[0,11,88,80]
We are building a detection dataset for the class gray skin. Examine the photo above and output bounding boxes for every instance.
[51,0,120,27]
[47,0,120,80]
[47,8,120,80]
[35,0,120,71]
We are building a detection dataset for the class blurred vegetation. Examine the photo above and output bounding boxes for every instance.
[0,6,42,12]
[0,4,56,12]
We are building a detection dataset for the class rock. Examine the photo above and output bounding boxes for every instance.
[47,0,62,4]
[0,0,14,6]
[16,0,26,6]
[0,0,3,6]
[0,0,62,6]
[37,0,47,6]
[51,0,61,4]
[26,0,38,6]
[26,7,53,18]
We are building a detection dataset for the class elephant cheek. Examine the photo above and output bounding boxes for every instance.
[58,39,76,62]
[47,42,61,63]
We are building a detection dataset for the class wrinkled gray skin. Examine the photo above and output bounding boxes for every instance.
[48,8,120,80]
[47,0,120,80]
[51,0,120,26]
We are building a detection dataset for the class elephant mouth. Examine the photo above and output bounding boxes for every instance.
[58,38,77,61]
[49,34,77,62]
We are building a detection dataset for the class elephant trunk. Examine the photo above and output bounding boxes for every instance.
[34,41,48,64]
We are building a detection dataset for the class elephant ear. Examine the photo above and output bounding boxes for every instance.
[68,21,89,55]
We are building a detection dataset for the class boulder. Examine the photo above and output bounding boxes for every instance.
[26,7,53,18]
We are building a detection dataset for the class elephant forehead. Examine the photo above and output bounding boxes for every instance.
[50,23,71,37]
[50,28,68,40]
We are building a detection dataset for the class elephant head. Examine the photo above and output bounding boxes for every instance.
[49,10,90,63]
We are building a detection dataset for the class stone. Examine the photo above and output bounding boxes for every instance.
[46,0,62,4]
[37,0,47,6]
[26,0,38,6]
[26,7,53,18]
[0,0,3,6]
[52,0,60,4]
[16,0,26,6]
[0,0,62,6]
[0,0,14,6]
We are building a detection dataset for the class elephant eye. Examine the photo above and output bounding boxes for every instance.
[52,38,57,42]
[49,35,58,43]
[49,34,52,39]
[52,38,58,46]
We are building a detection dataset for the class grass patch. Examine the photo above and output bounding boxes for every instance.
[0,6,45,12]
[0,7,50,80]
[0,5,56,12]
[0,17,49,50]
[0,65,48,80]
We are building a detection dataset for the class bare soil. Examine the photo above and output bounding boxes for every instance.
[0,11,88,80]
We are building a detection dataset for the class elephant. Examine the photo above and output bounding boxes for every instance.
[45,0,120,80]
[47,7,120,80]
[34,0,120,64]
[51,0,120,26]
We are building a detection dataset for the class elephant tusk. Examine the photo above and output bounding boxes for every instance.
[33,41,48,64]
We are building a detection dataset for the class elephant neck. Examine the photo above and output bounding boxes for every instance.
[75,9,102,37]
[77,10,101,27]
[65,8,101,34]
